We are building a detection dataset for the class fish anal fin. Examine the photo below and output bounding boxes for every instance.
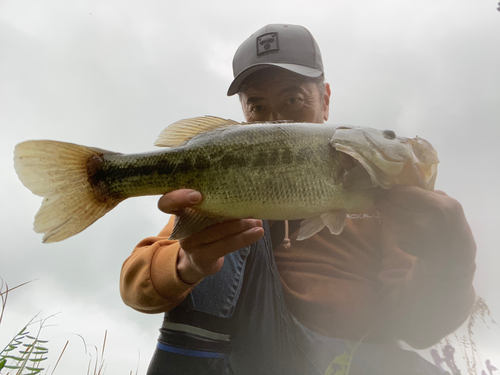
[169,208,229,240]
[297,216,326,241]
[154,116,241,148]
[320,210,346,235]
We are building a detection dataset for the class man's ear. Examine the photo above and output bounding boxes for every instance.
[323,83,331,122]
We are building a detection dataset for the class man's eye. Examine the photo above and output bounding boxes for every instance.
[251,105,264,113]
[286,97,301,106]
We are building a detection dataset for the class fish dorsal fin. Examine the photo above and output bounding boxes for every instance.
[169,208,229,241]
[155,116,241,147]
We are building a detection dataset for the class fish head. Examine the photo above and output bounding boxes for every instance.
[330,126,439,190]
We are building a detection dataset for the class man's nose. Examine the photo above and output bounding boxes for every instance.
[268,111,286,121]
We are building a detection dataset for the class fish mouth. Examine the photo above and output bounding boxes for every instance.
[331,126,439,190]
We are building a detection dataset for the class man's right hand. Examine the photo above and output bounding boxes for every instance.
[158,189,265,285]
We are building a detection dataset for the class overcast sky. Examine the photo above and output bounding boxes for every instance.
[1,0,500,373]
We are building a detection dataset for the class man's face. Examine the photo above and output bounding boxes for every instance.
[239,69,331,124]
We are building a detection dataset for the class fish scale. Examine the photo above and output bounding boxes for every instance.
[102,123,370,219]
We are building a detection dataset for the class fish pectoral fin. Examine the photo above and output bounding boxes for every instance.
[154,116,241,147]
[297,216,326,241]
[169,208,228,241]
[320,210,346,235]
[297,210,347,241]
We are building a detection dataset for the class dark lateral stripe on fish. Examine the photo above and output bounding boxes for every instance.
[85,145,326,200]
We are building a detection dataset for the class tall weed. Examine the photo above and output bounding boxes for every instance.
[0,280,136,375]
[0,280,51,375]
[428,297,499,375]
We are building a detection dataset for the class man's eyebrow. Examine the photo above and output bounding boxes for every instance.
[243,85,305,104]
[245,96,266,104]
[278,85,305,95]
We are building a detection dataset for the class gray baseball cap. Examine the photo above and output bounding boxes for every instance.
[227,24,324,96]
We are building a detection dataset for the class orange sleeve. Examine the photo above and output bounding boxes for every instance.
[120,216,202,314]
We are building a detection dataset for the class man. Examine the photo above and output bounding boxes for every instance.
[120,24,477,374]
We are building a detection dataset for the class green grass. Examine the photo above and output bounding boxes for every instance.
[0,280,137,375]
[0,280,51,375]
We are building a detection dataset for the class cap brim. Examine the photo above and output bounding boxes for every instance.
[227,63,323,96]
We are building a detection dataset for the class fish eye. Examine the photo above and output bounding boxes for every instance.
[383,130,396,139]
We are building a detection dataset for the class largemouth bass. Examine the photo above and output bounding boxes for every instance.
[14,116,439,243]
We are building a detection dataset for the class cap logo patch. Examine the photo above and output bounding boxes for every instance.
[257,32,279,55]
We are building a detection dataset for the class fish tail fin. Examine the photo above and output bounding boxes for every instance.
[14,140,121,243]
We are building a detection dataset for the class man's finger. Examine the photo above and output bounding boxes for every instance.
[193,225,265,261]
[182,219,263,248]
[178,221,265,277]
[375,185,446,213]
[158,189,202,214]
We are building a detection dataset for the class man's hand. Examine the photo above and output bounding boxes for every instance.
[158,189,265,285]
[374,186,476,264]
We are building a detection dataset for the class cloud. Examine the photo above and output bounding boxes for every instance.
[1,0,499,370]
